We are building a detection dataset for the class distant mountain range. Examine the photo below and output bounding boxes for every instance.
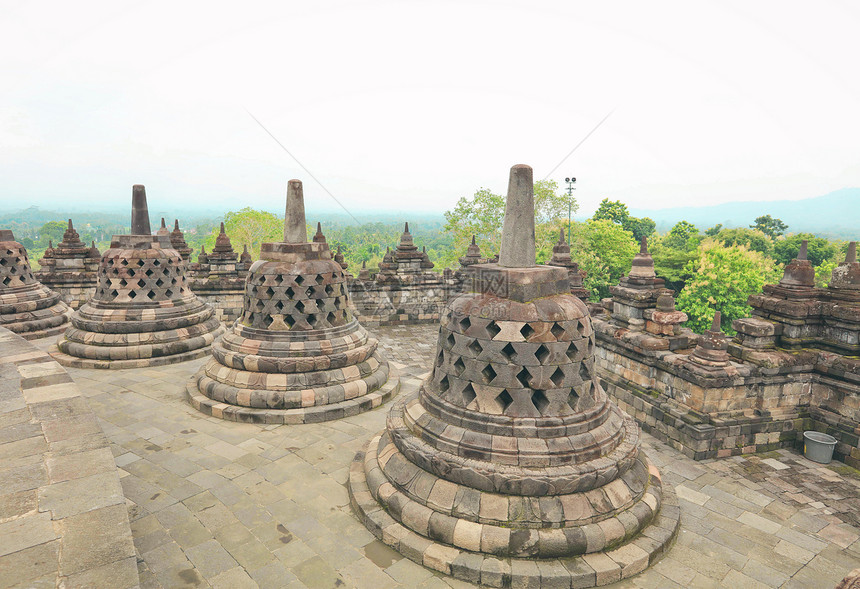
[629,188,860,239]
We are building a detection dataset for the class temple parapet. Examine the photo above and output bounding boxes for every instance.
[35,219,101,309]
[348,222,451,326]
[187,222,252,323]
[591,240,860,467]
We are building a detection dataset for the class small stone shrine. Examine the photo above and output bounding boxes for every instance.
[188,223,252,323]
[349,222,449,326]
[170,219,193,261]
[35,219,101,309]
[349,165,679,587]
[547,228,589,300]
[0,230,71,339]
[186,179,400,423]
[52,185,225,368]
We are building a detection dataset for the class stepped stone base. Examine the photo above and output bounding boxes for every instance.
[15,320,70,341]
[186,365,400,424]
[50,342,218,370]
[349,427,680,588]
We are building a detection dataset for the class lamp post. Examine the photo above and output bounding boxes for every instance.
[564,177,576,244]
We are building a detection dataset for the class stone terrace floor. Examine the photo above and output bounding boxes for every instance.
[29,324,860,589]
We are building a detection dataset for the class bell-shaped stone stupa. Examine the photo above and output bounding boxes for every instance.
[349,165,679,587]
[186,180,400,423]
[52,185,225,368]
[0,230,71,339]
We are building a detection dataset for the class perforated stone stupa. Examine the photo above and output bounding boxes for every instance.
[51,185,225,368]
[0,230,71,339]
[186,180,399,424]
[35,219,101,309]
[349,165,679,587]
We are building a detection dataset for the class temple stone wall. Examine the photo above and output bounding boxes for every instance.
[591,239,860,467]
[349,223,454,326]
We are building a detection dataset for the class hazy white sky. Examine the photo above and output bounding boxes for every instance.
[1,0,859,216]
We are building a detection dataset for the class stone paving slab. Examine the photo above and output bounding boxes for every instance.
[22,324,860,588]
[0,327,138,589]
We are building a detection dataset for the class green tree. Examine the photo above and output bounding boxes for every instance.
[715,227,773,256]
[568,219,638,300]
[705,224,723,237]
[592,199,630,225]
[751,214,788,238]
[444,180,573,262]
[676,242,780,334]
[217,208,282,259]
[37,220,67,246]
[773,233,836,267]
[624,216,656,242]
[664,220,699,249]
[591,199,654,241]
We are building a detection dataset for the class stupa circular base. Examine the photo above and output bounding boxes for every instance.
[13,320,70,341]
[186,365,401,424]
[349,432,679,588]
[49,341,219,370]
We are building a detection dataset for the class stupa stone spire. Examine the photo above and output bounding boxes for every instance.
[130,184,151,236]
[498,164,536,267]
[283,179,306,243]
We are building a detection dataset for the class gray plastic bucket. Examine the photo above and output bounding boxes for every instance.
[803,431,837,464]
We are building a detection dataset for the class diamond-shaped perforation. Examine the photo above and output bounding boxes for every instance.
[500,342,516,361]
[516,367,531,388]
[551,322,565,339]
[438,374,450,393]
[496,389,513,413]
[520,323,535,340]
[487,321,501,339]
[462,383,477,406]
[459,315,471,332]
[468,339,483,357]
[535,344,550,364]
[482,364,497,384]
[550,367,565,388]
[453,357,466,376]
[532,390,549,414]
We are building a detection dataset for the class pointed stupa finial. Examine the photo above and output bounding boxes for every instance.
[471,235,476,245]
[846,241,856,264]
[711,311,722,333]
[559,227,566,244]
[200,245,206,254]
[174,219,180,231]
[797,240,808,261]
[313,222,326,243]
[243,244,249,254]
[640,236,648,255]
[68,218,73,230]
[498,164,536,267]
[404,222,410,233]
[131,185,151,235]
[161,218,166,229]
[220,222,226,235]
[284,179,307,243]
[48,239,53,248]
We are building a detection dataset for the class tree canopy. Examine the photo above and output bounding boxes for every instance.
[751,214,788,238]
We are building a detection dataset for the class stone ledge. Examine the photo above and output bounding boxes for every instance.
[0,326,139,588]
[186,366,401,424]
